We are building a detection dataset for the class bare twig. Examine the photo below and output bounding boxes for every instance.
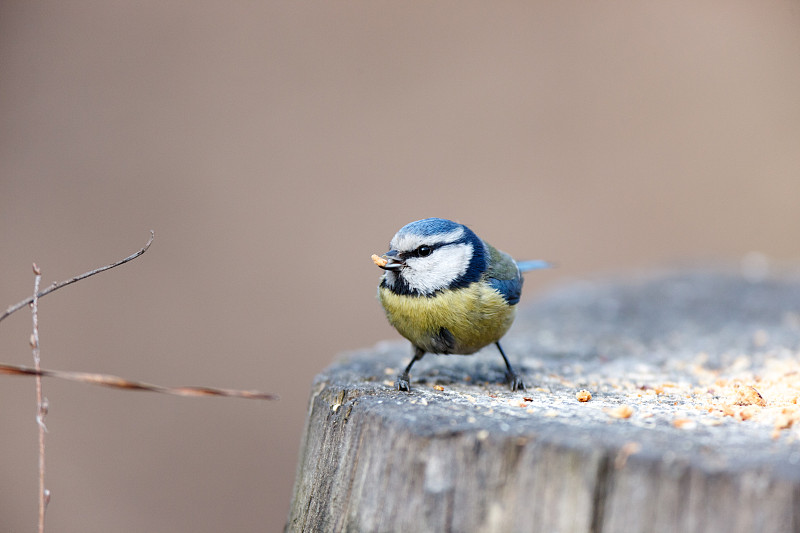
[1,231,155,325]
[0,362,278,400]
[30,263,48,533]
[2,229,275,532]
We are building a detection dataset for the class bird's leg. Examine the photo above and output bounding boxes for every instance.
[496,342,525,391]
[397,347,425,392]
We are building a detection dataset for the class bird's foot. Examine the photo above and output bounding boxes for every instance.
[396,373,412,392]
[506,371,525,391]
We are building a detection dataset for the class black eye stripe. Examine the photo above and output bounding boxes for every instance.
[401,242,447,259]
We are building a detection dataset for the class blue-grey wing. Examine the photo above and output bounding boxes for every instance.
[484,244,551,305]
[484,243,525,305]
[488,275,524,305]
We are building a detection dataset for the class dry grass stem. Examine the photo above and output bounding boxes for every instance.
[0,363,278,400]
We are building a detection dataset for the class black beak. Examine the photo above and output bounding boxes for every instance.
[378,250,404,271]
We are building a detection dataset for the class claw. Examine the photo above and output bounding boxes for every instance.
[396,373,412,392]
[507,371,525,391]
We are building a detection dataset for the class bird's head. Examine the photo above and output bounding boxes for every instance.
[376,218,487,296]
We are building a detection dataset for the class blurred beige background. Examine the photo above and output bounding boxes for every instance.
[1,2,799,532]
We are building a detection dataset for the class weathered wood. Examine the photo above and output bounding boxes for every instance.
[288,271,800,532]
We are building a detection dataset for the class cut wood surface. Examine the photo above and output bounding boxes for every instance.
[288,271,800,533]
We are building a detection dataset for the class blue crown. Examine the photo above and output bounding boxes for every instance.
[396,217,464,238]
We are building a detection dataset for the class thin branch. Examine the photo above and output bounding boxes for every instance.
[1,231,155,325]
[0,362,278,400]
[3,228,272,533]
[31,263,48,533]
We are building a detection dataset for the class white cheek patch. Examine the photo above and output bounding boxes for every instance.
[402,243,473,294]
[391,227,464,253]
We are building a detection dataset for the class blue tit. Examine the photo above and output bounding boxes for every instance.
[372,217,551,392]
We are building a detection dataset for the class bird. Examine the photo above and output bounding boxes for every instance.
[372,217,550,392]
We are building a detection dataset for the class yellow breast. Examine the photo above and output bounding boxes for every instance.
[378,282,516,354]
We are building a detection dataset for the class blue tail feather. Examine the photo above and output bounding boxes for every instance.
[516,260,553,272]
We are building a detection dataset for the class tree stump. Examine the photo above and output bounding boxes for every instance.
[287,271,800,532]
